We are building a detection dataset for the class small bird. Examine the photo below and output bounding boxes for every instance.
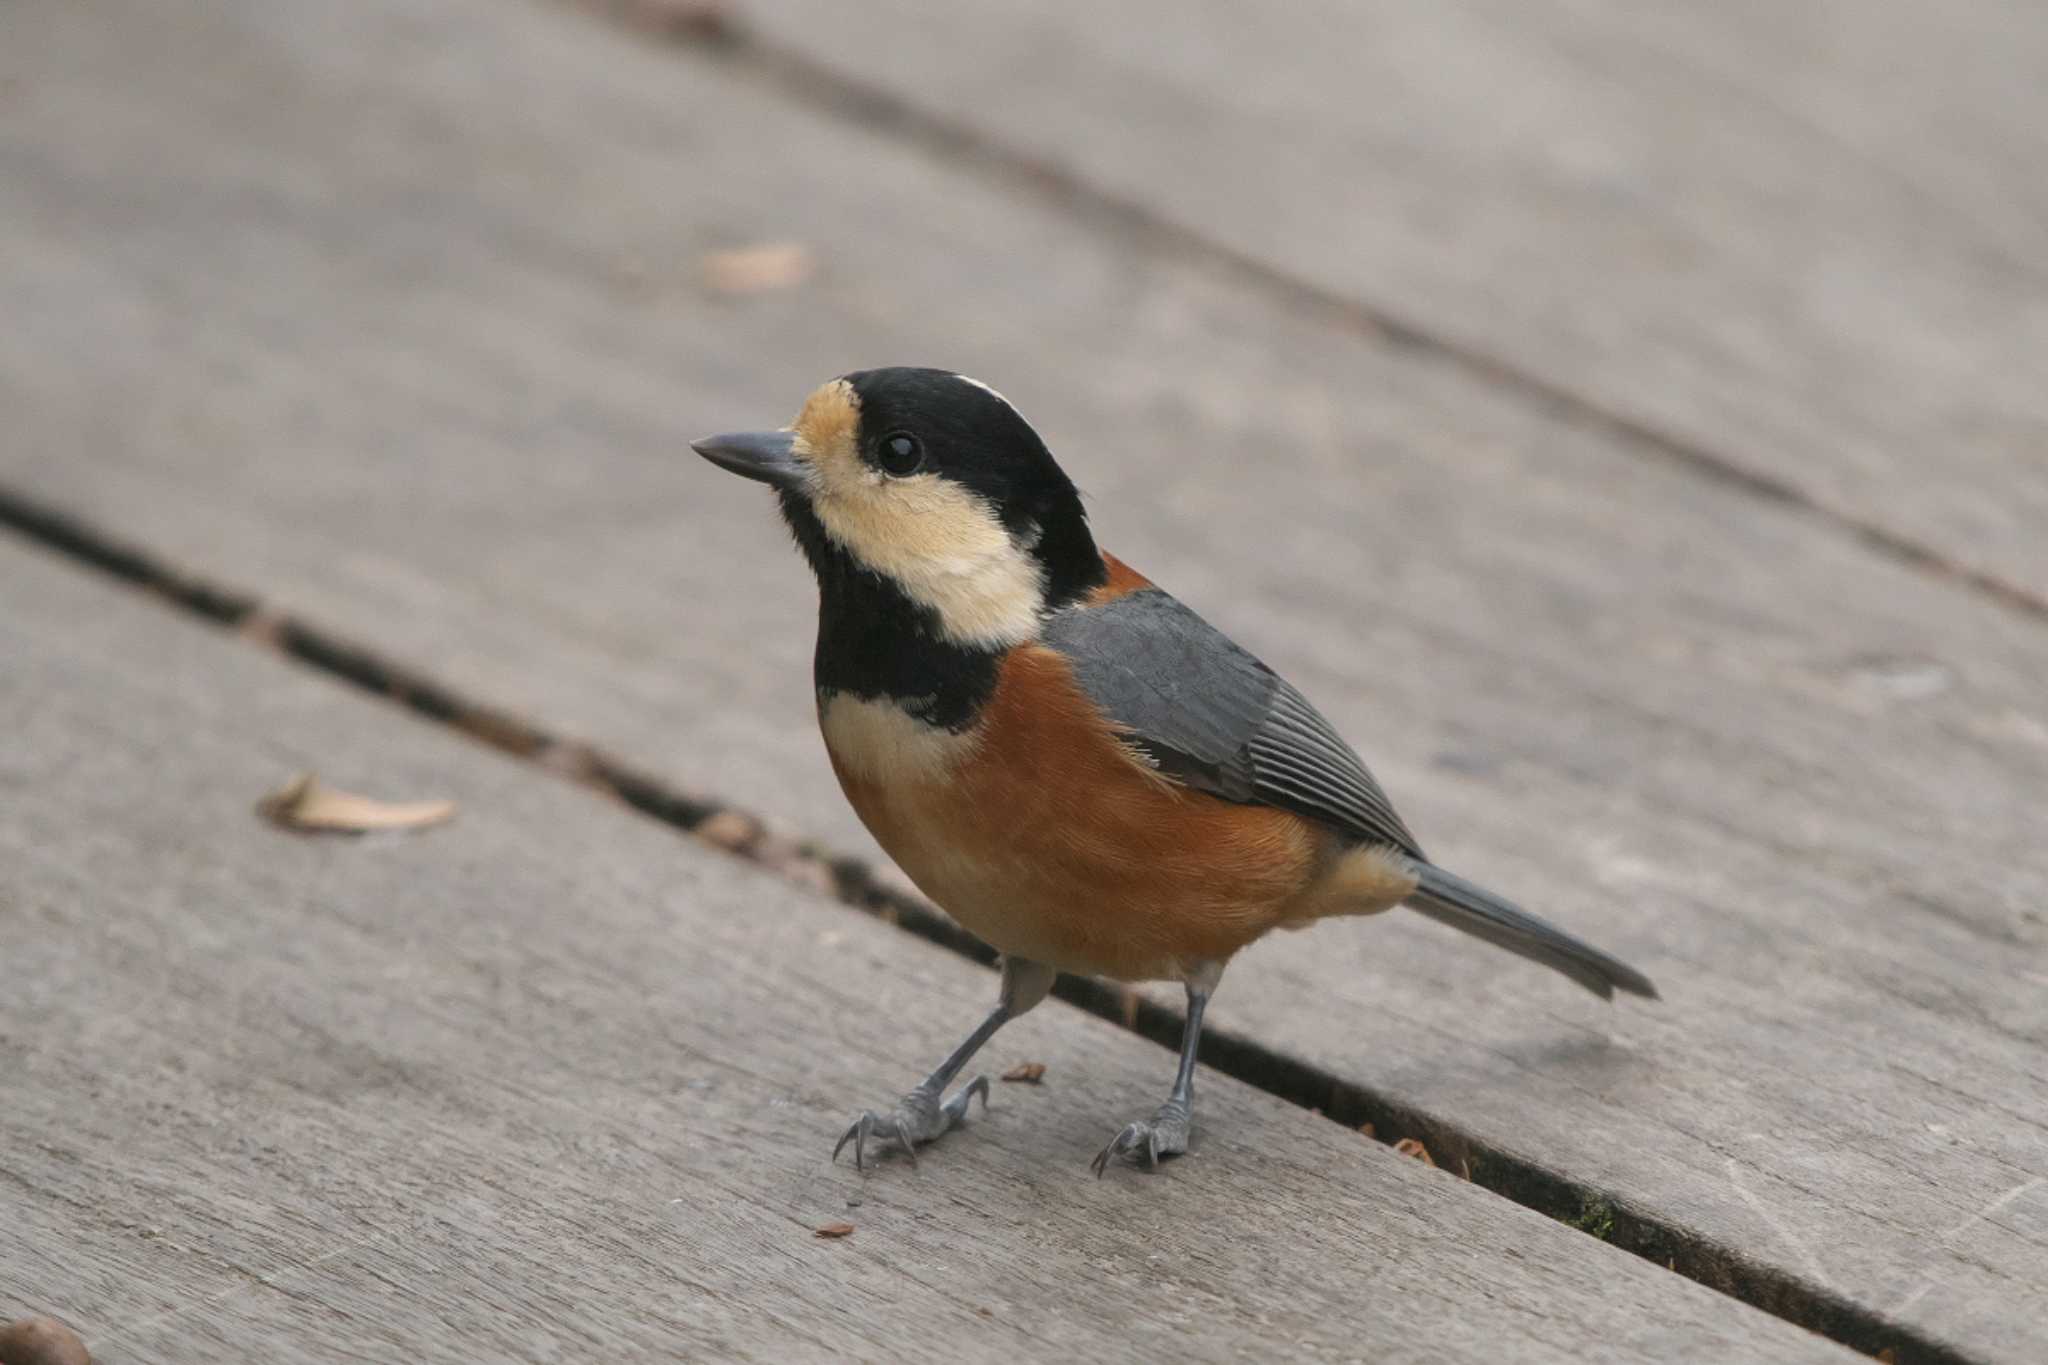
[695,368,1656,1177]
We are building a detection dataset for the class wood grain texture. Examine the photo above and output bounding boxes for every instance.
[1,0,2045,1357]
[0,537,1845,1363]
[741,0,2048,604]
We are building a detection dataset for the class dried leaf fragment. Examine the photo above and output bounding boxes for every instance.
[814,1222,855,1240]
[1001,1062,1046,1084]
[702,242,814,295]
[258,773,457,834]
[0,1316,93,1365]
[1394,1137,1436,1168]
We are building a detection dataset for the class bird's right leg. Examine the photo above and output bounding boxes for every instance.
[832,956,1056,1170]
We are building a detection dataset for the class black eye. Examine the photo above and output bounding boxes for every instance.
[877,430,925,477]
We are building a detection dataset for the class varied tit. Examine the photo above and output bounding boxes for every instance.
[694,367,1656,1177]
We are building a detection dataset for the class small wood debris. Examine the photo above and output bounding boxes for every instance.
[694,809,762,853]
[0,1316,93,1365]
[574,0,737,43]
[1394,1137,1436,1168]
[753,835,837,898]
[1001,1062,1047,1084]
[257,773,457,834]
[234,605,289,649]
[533,740,603,784]
[1358,1122,1377,1140]
[1874,1351,1897,1364]
[814,1222,855,1240]
[778,857,838,899]
[702,243,814,295]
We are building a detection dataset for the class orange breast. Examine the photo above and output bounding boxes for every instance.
[826,643,1336,982]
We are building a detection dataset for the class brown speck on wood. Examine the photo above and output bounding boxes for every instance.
[0,1316,93,1365]
[456,708,545,758]
[576,0,738,43]
[751,833,804,871]
[535,741,603,784]
[1874,1351,1897,1364]
[695,809,761,852]
[1001,1062,1046,1084]
[781,859,839,899]
[1395,1137,1436,1167]
[814,1222,855,1240]
[1359,1122,1377,1140]
[234,606,288,648]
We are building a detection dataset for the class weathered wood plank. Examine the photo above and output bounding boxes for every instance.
[2,0,2045,1358]
[739,0,2048,603]
[0,537,1845,1363]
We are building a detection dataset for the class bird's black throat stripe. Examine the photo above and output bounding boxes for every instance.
[781,493,1002,730]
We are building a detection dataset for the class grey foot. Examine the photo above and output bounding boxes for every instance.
[832,1076,991,1170]
[1090,1098,1193,1177]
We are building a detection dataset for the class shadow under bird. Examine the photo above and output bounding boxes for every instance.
[694,367,1657,1177]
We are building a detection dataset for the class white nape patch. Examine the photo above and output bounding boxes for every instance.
[953,374,1012,407]
[818,693,980,784]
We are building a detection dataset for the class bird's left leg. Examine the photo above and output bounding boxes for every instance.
[1091,962,1221,1176]
[833,956,1056,1170]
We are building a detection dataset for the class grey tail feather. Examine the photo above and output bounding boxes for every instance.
[1407,864,1659,1001]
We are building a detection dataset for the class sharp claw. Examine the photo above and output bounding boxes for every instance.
[1092,1122,1138,1178]
[832,1116,861,1168]
[834,1074,1013,1170]
[1091,1113,1192,1177]
[892,1116,919,1166]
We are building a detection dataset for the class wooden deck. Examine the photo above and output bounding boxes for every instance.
[1,1,2042,1361]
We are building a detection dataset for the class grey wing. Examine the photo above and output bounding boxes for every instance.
[1043,588,1424,859]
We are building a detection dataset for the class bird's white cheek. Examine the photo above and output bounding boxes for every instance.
[810,480,1046,649]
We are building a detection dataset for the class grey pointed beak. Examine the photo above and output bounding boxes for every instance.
[690,430,807,491]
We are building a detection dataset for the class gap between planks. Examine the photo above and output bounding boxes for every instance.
[0,485,1967,1365]
[564,0,2048,639]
